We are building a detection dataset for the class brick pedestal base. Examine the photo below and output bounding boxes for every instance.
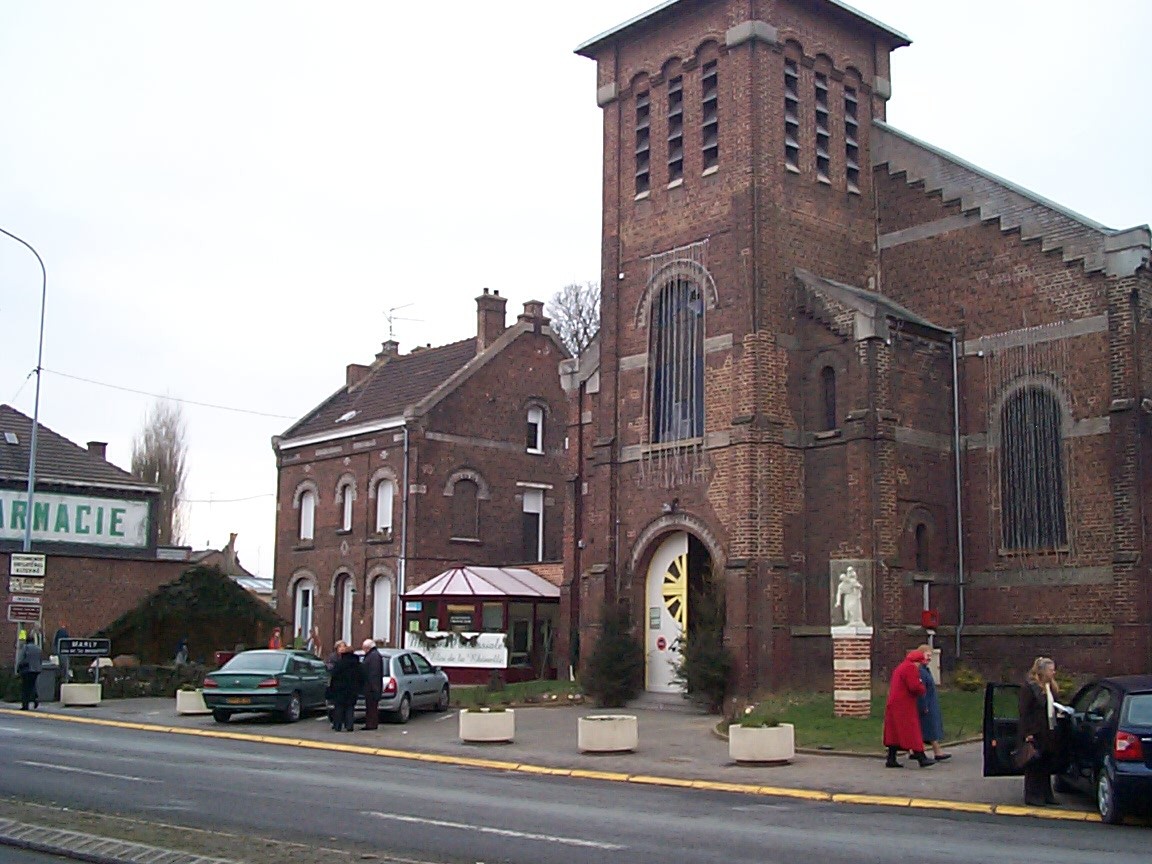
[832,626,873,718]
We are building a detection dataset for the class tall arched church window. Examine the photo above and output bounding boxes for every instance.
[649,277,704,443]
[999,387,1067,550]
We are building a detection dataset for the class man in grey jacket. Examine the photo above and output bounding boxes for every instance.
[15,635,43,710]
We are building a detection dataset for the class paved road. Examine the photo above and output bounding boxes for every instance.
[0,713,1145,864]
[0,849,73,863]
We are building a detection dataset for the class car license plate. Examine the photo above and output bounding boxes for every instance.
[226,697,252,705]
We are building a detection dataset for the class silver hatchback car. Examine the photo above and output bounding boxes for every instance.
[343,648,451,723]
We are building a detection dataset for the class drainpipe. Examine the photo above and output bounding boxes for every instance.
[397,423,411,646]
[951,333,966,659]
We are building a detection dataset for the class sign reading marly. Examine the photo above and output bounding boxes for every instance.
[0,490,149,548]
[404,631,508,669]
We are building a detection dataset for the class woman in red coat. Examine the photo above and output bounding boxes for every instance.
[883,649,935,768]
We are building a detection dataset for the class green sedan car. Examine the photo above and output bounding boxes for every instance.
[202,649,329,723]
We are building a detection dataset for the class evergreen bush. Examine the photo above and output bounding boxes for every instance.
[582,600,644,708]
[672,582,733,713]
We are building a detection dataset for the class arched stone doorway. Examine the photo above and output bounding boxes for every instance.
[642,531,714,693]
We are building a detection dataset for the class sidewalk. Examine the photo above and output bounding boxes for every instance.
[9,698,1101,821]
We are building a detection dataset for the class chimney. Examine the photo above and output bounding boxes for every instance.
[346,363,372,388]
[476,288,507,354]
[86,441,107,460]
[224,532,238,575]
[375,340,400,361]
[517,300,550,332]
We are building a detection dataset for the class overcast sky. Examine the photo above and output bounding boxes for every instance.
[2,1,1149,580]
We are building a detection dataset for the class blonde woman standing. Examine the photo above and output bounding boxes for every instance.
[1018,657,1061,806]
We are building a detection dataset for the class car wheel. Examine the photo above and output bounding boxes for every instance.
[212,710,231,724]
[434,686,450,712]
[1097,769,1123,825]
[281,691,302,723]
[390,694,411,724]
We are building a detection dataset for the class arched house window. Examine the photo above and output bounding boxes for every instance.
[289,571,317,643]
[375,479,394,534]
[999,385,1068,551]
[335,475,356,533]
[445,469,489,541]
[294,481,318,543]
[526,405,544,454]
[649,276,704,443]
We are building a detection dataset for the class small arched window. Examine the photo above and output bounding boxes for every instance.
[451,479,479,539]
[526,406,544,453]
[820,366,837,431]
[294,581,314,638]
[914,523,928,571]
[299,490,316,541]
[374,479,394,534]
[339,482,353,532]
[1000,386,1067,550]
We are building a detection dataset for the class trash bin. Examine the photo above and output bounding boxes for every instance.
[36,663,59,704]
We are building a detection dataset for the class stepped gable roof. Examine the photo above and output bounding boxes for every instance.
[873,121,1151,277]
[404,566,560,599]
[0,404,153,490]
[576,0,909,57]
[280,337,477,443]
[796,269,946,340]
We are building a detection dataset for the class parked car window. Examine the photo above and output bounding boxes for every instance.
[1086,688,1117,722]
[1072,685,1101,714]
[1122,693,1152,725]
[399,654,418,676]
[221,652,286,673]
[411,653,434,674]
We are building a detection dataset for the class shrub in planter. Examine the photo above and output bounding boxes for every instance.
[729,704,794,764]
[582,601,644,708]
[672,587,733,713]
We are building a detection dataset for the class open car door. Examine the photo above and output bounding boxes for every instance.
[983,682,1023,777]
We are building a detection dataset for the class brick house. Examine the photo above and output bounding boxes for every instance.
[272,291,567,657]
[563,0,1151,693]
[0,404,190,666]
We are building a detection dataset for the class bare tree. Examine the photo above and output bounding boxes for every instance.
[547,280,601,356]
[131,399,189,546]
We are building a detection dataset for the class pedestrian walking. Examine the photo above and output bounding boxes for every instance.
[328,641,365,732]
[360,639,383,730]
[915,644,949,761]
[53,621,70,682]
[268,627,283,650]
[883,649,934,768]
[15,634,43,711]
[1018,656,1062,806]
[307,625,323,658]
[174,637,189,665]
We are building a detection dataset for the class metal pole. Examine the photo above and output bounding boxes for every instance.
[0,227,48,553]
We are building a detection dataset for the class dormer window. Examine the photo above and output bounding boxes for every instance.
[526,406,544,454]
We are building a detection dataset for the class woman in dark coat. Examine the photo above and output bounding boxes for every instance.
[328,642,365,732]
[1018,656,1061,806]
[883,649,934,768]
[915,644,949,761]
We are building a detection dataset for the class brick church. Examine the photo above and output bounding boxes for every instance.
[561,0,1151,692]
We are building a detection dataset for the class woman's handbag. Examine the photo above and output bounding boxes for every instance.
[16,661,29,674]
[1012,739,1041,770]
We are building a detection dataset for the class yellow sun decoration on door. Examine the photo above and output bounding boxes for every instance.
[662,553,688,629]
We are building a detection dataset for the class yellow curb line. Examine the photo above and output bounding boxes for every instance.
[0,709,1102,823]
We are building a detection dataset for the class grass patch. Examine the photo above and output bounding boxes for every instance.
[733,685,984,754]
[450,678,583,709]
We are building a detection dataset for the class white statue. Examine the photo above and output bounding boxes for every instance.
[835,566,866,627]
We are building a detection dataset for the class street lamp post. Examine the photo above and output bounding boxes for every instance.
[0,227,47,553]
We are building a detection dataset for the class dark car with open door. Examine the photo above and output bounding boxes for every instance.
[984,675,1152,823]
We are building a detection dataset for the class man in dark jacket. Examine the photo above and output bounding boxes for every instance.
[15,635,43,710]
[361,639,384,730]
[328,643,365,732]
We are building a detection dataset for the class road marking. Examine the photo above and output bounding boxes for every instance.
[363,810,625,850]
[17,760,161,784]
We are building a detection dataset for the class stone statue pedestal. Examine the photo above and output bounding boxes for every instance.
[831,625,873,718]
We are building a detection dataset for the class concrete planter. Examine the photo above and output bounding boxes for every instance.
[728,723,795,764]
[578,714,638,753]
[458,708,515,743]
[175,689,211,715]
[60,683,102,707]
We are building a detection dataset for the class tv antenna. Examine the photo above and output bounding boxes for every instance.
[385,303,422,340]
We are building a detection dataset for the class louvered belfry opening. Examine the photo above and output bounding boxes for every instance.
[640,241,710,489]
